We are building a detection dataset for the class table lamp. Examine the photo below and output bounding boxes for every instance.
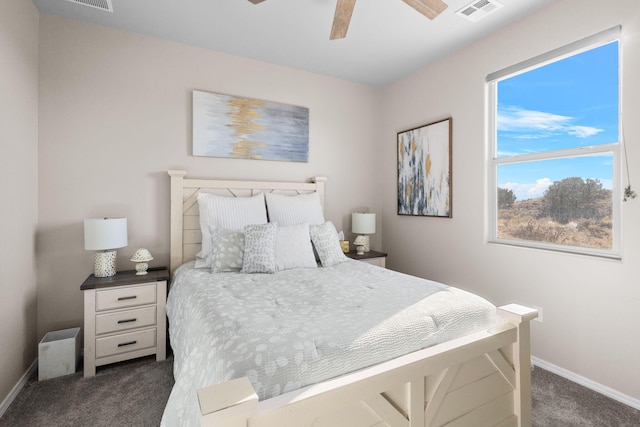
[84,217,128,277]
[352,212,375,254]
[130,248,154,275]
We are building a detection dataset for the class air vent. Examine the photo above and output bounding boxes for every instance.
[63,0,113,12]
[456,0,502,22]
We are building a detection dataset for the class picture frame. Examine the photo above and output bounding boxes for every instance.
[397,118,452,218]
[192,90,309,163]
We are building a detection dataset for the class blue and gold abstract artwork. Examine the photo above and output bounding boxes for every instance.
[193,90,309,162]
[397,118,452,217]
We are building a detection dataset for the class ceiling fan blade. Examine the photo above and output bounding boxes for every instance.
[247,0,266,4]
[401,0,448,20]
[330,0,356,40]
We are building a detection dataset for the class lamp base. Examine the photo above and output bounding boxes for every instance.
[135,262,149,275]
[94,250,117,278]
[354,235,371,253]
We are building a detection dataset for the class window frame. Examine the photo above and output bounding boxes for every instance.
[486,26,622,259]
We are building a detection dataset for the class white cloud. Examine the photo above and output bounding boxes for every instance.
[498,106,603,139]
[527,178,553,197]
[501,177,553,200]
[498,107,570,132]
[568,125,603,138]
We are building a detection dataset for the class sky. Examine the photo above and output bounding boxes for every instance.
[496,41,619,201]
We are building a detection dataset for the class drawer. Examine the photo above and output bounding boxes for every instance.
[95,284,156,311]
[95,328,157,358]
[361,258,384,267]
[95,306,157,335]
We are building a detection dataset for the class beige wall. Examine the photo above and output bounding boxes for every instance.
[8,0,638,409]
[0,0,39,406]
[381,0,640,402]
[37,14,383,339]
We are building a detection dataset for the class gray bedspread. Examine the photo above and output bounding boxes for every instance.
[161,260,500,426]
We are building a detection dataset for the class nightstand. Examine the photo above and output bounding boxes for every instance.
[80,267,168,377]
[346,250,388,268]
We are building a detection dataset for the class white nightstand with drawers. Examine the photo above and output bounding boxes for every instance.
[81,267,168,377]
[346,250,388,268]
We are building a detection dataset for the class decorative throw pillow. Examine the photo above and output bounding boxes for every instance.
[210,228,245,273]
[310,221,348,268]
[241,223,278,274]
[275,223,317,271]
[312,229,344,262]
[265,192,325,226]
[196,192,267,268]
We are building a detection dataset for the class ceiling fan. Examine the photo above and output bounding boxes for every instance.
[247,0,448,40]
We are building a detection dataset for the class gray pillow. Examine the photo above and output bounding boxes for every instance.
[310,221,348,268]
[209,228,245,273]
[241,223,278,274]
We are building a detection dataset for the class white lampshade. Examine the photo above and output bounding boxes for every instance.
[352,213,376,234]
[84,218,128,250]
[130,248,153,262]
[353,235,368,245]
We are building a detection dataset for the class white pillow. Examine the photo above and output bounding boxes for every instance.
[210,228,245,273]
[310,221,348,268]
[275,223,317,271]
[265,192,324,226]
[196,192,267,268]
[241,223,278,274]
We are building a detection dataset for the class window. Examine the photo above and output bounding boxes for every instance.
[487,27,621,258]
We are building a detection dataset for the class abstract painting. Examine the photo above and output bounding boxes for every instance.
[397,118,452,217]
[193,90,309,162]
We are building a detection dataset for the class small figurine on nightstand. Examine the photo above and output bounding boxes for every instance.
[353,235,367,255]
[130,248,153,275]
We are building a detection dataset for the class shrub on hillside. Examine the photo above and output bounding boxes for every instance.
[541,177,610,224]
[498,187,516,209]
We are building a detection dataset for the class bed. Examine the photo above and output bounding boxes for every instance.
[164,170,537,427]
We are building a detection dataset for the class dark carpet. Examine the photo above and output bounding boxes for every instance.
[531,367,640,427]
[1,357,639,426]
[0,356,173,427]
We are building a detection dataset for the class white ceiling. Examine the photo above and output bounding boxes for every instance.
[32,0,557,87]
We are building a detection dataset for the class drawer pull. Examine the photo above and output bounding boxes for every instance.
[117,318,137,324]
[117,296,137,301]
[118,340,137,347]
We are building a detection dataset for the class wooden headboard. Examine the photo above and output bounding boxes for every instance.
[168,170,327,274]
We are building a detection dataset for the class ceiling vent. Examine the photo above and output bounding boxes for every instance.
[456,0,502,22]
[63,0,113,12]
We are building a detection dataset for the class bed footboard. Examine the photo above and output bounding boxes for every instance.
[197,304,537,427]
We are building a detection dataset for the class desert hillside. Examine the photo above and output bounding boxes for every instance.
[498,195,612,249]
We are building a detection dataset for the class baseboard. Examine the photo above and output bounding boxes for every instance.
[532,356,640,411]
[0,359,37,418]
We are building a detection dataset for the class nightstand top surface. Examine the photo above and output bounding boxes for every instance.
[81,267,169,290]
[346,250,388,260]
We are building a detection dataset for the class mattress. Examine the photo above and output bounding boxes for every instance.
[161,260,501,426]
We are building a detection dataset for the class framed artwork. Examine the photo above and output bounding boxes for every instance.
[397,118,452,217]
[193,90,309,162]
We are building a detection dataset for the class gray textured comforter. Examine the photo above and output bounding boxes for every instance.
[161,260,500,426]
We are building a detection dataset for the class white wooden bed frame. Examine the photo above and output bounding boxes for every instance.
[168,170,537,427]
